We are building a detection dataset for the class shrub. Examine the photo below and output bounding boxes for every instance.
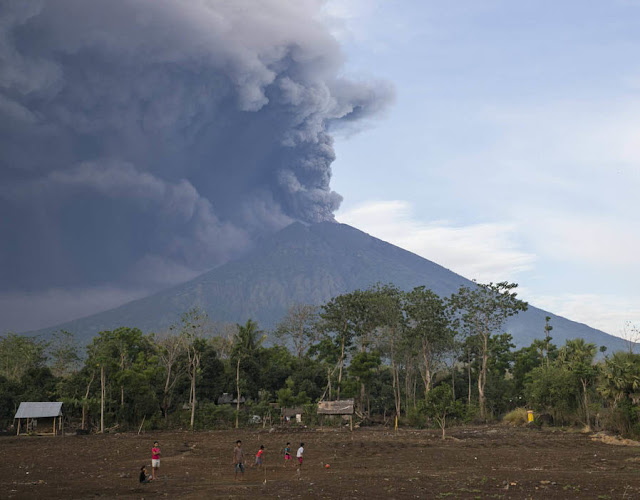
[461,403,480,424]
[405,406,426,428]
[195,402,236,429]
[503,407,529,426]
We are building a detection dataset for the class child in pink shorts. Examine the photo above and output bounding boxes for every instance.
[284,442,292,467]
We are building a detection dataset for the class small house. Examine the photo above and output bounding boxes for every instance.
[14,402,63,436]
[281,407,304,423]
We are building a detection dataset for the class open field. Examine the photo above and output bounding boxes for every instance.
[2,425,640,499]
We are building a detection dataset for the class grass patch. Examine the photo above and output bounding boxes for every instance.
[591,432,640,447]
[503,408,529,426]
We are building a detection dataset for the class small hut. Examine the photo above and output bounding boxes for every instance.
[281,407,304,424]
[317,399,355,430]
[14,402,63,436]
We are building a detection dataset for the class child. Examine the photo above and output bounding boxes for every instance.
[283,442,292,467]
[254,444,264,468]
[151,441,161,480]
[139,465,151,484]
[296,442,304,469]
[233,440,245,481]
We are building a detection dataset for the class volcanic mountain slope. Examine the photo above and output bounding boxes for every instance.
[28,222,629,352]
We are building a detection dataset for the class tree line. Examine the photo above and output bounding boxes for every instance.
[1,282,639,437]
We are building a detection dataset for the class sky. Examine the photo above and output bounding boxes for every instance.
[326,0,640,338]
[0,0,637,339]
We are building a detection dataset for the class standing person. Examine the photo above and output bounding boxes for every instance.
[254,444,265,469]
[151,441,161,480]
[233,440,245,481]
[283,442,292,467]
[296,442,304,469]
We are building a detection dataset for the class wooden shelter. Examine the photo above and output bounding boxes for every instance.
[14,402,63,436]
[317,399,355,430]
[281,407,304,423]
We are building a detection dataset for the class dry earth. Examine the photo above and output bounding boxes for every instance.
[2,425,640,499]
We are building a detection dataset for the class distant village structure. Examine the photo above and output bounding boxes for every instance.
[216,393,246,406]
[281,407,303,424]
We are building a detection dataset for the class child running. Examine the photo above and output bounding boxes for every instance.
[283,442,292,467]
[233,440,245,481]
[151,441,161,480]
[254,444,265,469]
[296,442,304,469]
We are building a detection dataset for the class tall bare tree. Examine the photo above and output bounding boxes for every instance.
[157,331,186,420]
[274,304,320,358]
[179,308,210,430]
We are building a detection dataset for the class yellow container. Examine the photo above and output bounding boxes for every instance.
[527,410,534,423]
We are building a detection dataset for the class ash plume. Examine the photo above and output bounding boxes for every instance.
[0,0,392,330]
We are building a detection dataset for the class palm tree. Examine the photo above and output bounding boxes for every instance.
[600,351,640,404]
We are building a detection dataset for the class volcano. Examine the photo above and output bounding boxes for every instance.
[28,222,629,352]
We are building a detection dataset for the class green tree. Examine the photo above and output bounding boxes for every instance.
[232,319,265,428]
[511,344,544,402]
[86,331,119,433]
[404,286,454,398]
[0,334,48,381]
[599,351,640,404]
[423,384,464,439]
[320,293,360,400]
[371,284,405,418]
[86,327,155,431]
[542,316,554,367]
[349,350,381,417]
[599,351,640,435]
[525,365,579,425]
[557,339,597,429]
[0,375,19,427]
[449,282,528,420]
[484,333,516,416]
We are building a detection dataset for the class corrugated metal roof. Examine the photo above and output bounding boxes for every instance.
[14,402,63,419]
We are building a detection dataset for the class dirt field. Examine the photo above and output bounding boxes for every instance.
[2,425,640,499]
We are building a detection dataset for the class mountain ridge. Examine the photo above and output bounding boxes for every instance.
[25,221,629,353]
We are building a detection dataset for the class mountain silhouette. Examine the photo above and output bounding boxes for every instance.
[27,222,629,352]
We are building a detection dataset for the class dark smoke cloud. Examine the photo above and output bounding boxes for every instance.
[0,0,392,331]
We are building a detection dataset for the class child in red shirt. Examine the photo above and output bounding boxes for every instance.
[254,445,265,469]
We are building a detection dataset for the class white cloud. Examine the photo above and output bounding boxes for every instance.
[523,291,640,338]
[336,200,536,283]
[521,210,640,271]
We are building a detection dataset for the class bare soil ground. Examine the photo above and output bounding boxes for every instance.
[2,425,640,499]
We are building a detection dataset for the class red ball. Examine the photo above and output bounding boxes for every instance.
[325,464,330,468]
